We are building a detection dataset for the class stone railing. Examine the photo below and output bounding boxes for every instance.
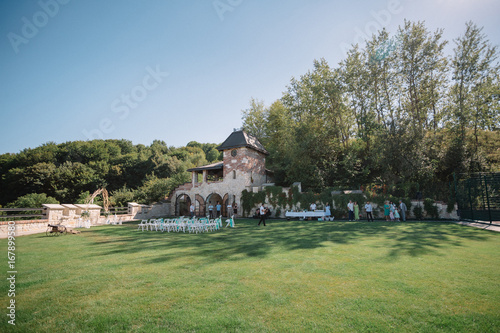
[0,201,173,238]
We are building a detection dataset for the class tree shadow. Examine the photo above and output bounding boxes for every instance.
[86,219,492,265]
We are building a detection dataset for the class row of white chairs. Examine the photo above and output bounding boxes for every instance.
[105,214,122,225]
[76,218,91,229]
[137,216,235,233]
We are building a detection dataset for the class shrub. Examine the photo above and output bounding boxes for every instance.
[446,197,455,213]
[8,193,59,208]
[424,198,439,219]
[413,205,423,220]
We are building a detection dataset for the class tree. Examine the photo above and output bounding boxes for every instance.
[448,21,500,172]
[241,97,268,140]
[8,193,59,208]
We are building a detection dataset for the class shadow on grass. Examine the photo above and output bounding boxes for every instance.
[83,219,493,264]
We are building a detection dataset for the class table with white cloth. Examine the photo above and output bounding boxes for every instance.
[285,211,326,220]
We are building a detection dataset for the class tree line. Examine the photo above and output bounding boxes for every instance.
[242,21,500,202]
[1,20,498,210]
[0,139,221,208]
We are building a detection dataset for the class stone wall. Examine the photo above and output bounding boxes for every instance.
[223,147,267,185]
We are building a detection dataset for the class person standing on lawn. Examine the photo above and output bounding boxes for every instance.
[347,200,354,221]
[365,201,374,222]
[399,200,408,222]
[325,203,332,220]
[233,202,238,218]
[208,202,214,219]
[354,202,360,221]
[384,201,390,221]
[216,201,221,218]
[258,203,267,226]
[190,203,195,218]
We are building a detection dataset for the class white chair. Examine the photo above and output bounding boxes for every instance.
[137,219,148,231]
[148,219,159,231]
[225,215,235,228]
[157,218,166,232]
[164,219,176,232]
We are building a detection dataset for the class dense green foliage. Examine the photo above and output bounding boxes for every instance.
[242,21,500,201]
[0,139,221,206]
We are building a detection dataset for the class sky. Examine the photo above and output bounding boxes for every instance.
[1,0,499,154]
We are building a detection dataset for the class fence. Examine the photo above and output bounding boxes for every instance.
[0,207,44,221]
[106,207,129,215]
[455,173,500,224]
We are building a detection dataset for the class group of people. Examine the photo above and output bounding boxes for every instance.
[189,201,238,219]
[383,200,407,221]
[189,198,409,224]
[344,199,408,222]
[346,200,374,221]
[347,200,407,222]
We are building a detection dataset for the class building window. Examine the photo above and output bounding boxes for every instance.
[233,170,236,179]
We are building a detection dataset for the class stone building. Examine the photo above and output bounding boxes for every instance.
[169,130,273,217]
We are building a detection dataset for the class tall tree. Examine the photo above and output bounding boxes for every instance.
[448,21,500,172]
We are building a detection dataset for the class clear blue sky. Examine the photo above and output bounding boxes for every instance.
[1,0,499,154]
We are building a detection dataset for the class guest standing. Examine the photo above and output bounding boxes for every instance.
[216,201,221,218]
[325,203,331,220]
[208,203,214,219]
[384,201,390,221]
[354,202,360,221]
[365,201,374,222]
[258,203,267,226]
[399,200,408,222]
[347,200,354,221]
[233,203,238,218]
[190,203,195,218]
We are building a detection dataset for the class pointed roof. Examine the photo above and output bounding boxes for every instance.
[187,161,224,172]
[216,130,269,155]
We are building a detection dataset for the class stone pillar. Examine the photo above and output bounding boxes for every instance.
[128,203,141,217]
[42,204,65,222]
[203,170,207,183]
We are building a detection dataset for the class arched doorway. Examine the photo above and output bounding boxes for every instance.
[175,194,191,216]
[206,193,223,218]
[195,194,205,217]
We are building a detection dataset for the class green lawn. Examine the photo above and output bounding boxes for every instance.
[1,219,499,332]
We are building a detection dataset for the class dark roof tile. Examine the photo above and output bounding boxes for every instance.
[216,130,268,155]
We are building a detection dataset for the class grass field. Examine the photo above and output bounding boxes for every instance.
[1,219,499,332]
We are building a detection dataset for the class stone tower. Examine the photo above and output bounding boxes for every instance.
[216,130,269,187]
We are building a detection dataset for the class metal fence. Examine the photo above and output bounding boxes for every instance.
[455,173,500,224]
